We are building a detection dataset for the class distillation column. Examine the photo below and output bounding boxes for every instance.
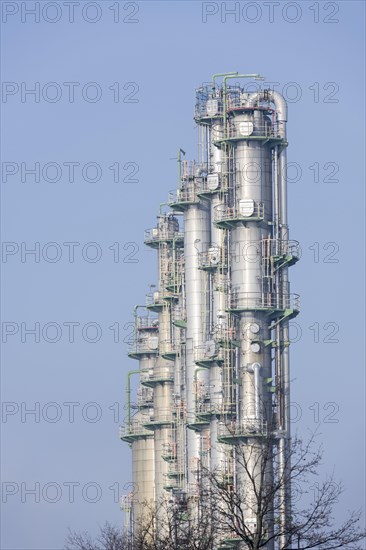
[171,179,211,496]
[198,81,298,546]
[122,315,158,528]
[247,90,294,546]
[143,215,182,513]
[204,118,233,477]
[122,75,299,549]
[209,120,227,475]
[228,106,275,544]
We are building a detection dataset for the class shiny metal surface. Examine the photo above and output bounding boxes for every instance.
[122,78,298,547]
[184,202,210,487]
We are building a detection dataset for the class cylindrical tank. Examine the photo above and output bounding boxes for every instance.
[131,347,156,528]
[124,79,297,549]
[184,202,211,489]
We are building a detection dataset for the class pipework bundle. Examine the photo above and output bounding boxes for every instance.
[120,72,300,550]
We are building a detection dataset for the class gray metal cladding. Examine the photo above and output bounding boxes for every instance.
[121,74,298,546]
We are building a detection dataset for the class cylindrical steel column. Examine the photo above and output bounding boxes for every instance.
[184,202,211,490]
[229,109,274,546]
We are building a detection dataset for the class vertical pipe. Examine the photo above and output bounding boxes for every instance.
[278,144,292,549]
[247,362,262,421]
[125,79,298,549]
[269,90,292,548]
[184,201,211,491]
[273,145,283,431]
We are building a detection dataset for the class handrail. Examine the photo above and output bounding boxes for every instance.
[168,187,199,205]
[125,370,140,431]
[229,291,300,311]
[218,418,271,438]
[128,333,159,355]
[119,416,152,438]
[143,365,174,384]
[199,251,228,272]
[148,410,176,423]
[213,120,280,141]
[261,238,300,259]
[160,340,179,355]
[214,200,264,223]
[136,314,159,330]
[144,227,184,243]
[213,325,237,342]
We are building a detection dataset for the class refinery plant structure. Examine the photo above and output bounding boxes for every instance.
[120,72,300,549]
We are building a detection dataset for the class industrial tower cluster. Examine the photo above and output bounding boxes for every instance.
[120,72,299,549]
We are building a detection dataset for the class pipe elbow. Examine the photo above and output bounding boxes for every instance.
[245,91,287,136]
[269,90,288,122]
[247,362,262,374]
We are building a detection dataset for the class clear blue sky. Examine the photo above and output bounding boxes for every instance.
[1,1,365,548]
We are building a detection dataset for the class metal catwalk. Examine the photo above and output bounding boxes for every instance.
[120,72,299,549]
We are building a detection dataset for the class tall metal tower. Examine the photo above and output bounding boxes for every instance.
[120,72,299,549]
